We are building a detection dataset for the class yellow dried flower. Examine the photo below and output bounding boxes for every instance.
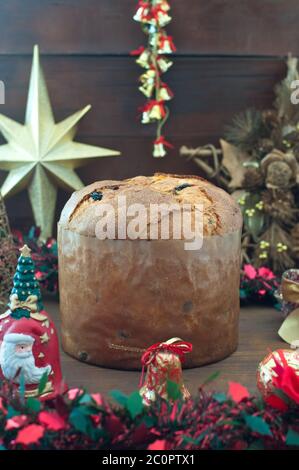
[255,201,264,210]
[245,208,255,217]
[276,242,288,253]
[260,240,270,249]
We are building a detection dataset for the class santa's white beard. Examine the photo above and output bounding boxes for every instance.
[0,342,51,384]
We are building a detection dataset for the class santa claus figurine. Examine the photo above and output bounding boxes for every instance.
[0,245,67,400]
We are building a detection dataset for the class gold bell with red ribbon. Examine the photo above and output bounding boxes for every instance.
[153,136,173,158]
[142,100,166,123]
[136,48,151,69]
[158,84,173,101]
[158,35,176,54]
[157,56,173,73]
[139,70,155,98]
[153,140,167,158]
[133,2,150,23]
[139,81,155,98]
[139,338,192,405]
[150,6,171,27]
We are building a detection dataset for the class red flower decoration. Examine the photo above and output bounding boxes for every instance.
[228,382,250,403]
[148,439,167,450]
[38,411,66,431]
[15,424,44,446]
[244,264,256,280]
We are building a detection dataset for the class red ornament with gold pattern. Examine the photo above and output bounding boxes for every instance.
[257,348,299,409]
[0,245,67,400]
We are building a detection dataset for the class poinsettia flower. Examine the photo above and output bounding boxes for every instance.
[5,415,28,430]
[148,439,167,450]
[15,424,44,446]
[228,382,250,403]
[91,393,103,406]
[67,388,83,400]
[38,411,67,431]
[244,264,257,280]
[258,267,276,280]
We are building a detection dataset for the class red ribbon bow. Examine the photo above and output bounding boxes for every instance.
[271,350,299,405]
[130,46,145,56]
[154,136,174,149]
[140,100,166,118]
[159,35,176,52]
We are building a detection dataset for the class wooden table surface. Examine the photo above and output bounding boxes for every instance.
[47,300,285,397]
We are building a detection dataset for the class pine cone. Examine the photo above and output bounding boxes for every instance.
[261,150,297,189]
[257,138,274,155]
[242,167,264,190]
[267,161,293,188]
[262,189,296,225]
[262,109,279,129]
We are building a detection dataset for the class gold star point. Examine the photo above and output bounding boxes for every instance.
[0,45,120,239]
[40,332,49,344]
[19,244,32,258]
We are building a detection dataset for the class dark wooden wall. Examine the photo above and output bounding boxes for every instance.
[0,0,297,228]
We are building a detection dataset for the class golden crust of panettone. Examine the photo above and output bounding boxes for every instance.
[59,173,242,238]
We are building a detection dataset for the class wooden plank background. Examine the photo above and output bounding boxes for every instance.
[0,0,296,229]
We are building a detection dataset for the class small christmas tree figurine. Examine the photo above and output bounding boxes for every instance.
[8,244,44,319]
[0,193,17,307]
[0,245,67,400]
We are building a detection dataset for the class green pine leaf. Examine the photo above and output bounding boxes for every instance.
[286,428,299,446]
[142,415,155,428]
[244,414,272,436]
[79,393,93,405]
[126,391,144,419]
[69,408,90,434]
[213,392,227,403]
[109,389,128,406]
[6,406,21,419]
[38,371,49,395]
[166,380,182,401]
[201,371,221,387]
[26,397,41,413]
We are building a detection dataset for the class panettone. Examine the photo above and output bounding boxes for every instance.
[58,173,242,369]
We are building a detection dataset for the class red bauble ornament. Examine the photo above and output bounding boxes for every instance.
[257,348,299,408]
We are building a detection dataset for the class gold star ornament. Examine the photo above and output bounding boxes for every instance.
[0,45,120,239]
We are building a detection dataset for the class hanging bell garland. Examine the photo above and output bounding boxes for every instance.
[139,337,192,405]
[132,0,176,158]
